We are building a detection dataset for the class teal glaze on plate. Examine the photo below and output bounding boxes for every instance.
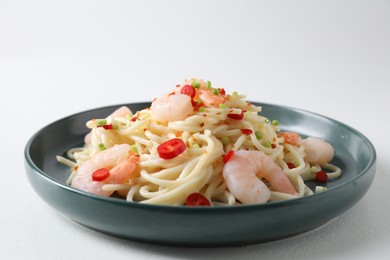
[24,102,376,247]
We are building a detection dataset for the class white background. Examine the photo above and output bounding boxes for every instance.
[1,0,390,259]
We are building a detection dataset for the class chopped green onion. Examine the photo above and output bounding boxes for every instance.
[232,91,238,96]
[130,144,139,154]
[192,143,200,149]
[255,131,263,140]
[97,119,107,126]
[199,106,206,112]
[213,88,219,95]
[98,143,106,151]
[219,103,227,109]
[265,119,270,124]
[113,125,119,130]
[272,120,279,126]
[264,141,271,148]
[192,80,201,88]
[221,136,230,145]
[206,80,212,89]
[197,99,202,104]
[293,161,300,167]
[310,166,318,174]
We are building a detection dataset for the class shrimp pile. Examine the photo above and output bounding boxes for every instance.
[57,78,341,206]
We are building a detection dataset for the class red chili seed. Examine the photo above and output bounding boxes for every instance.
[223,150,235,163]
[227,112,244,120]
[92,168,110,182]
[98,124,113,130]
[287,162,296,169]
[186,193,211,206]
[315,171,328,182]
[191,100,204,111]
[240,129,253,135]
[181,85,196,99]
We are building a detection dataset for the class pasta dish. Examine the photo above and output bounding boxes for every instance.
[57,78,341,206]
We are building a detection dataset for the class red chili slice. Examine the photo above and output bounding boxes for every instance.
[223,150,235,163]
[157,138,186,160]
[97,124,113,130]
[186,193,211,206]
[315,171,328,182]
[219,88,226,96]
[181,85,196,99]
[287,162,296,169]
[92,168,110,181]
[240,128,253,135]
[227,112,244,120]
[191,100,204,111]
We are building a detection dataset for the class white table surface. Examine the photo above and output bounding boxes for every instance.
[1,0,389,259]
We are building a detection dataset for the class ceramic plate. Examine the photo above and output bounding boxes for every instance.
[24,102,376,247]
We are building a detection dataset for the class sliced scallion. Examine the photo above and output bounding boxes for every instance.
[206,80,212,89]
[97,119,107,126]
[130,144,139,154]
[98,143,106,151]
[192,80,201,88]
[221,136,230,145]
[310,166,318,174]
[255,131,263,140]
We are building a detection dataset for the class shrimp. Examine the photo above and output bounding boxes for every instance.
[301,136,334,165]
[71,144,138,197]
[150,78,226,123]
[180,78,225,108]
[84,106,133,145]
[151,93,194,123]
[277,132,301,146]
[199,89,225,108]
[223,150,297,204]
[109,106,133,119]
